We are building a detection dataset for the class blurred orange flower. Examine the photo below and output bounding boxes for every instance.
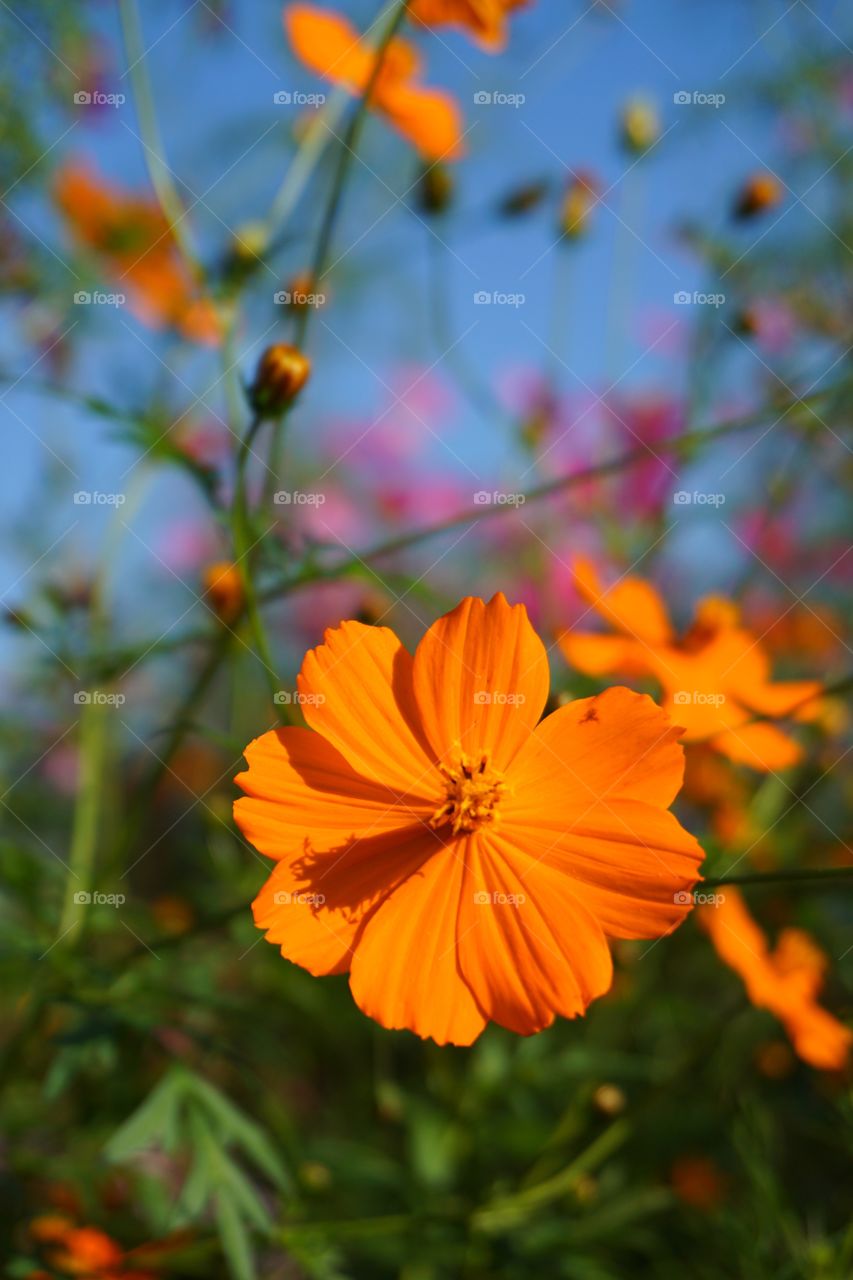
[54,161,220,345]
[670,1155,727,1210]
[28,1216,155,1280]
[235,593,703,1045]
[559,558,822,771]
[285,5,464,161]
[202,560,244,623]
[409,0,529,51]
[699,889,851,1071]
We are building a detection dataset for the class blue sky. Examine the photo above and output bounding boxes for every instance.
[1,0,849,670]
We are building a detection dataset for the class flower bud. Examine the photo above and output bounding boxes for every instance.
[499,180,549,218]
[559,171,598,239]
[248,343,311,415]
[417,163,454,215]
[202,561,244,623]
[592,1083,627,1116]
[734,172,783,219]
[620,96,660,154]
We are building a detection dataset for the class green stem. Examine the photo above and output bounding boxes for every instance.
[118,0,201,272]
[703,866,853,889]
[231,414,281,703]
[471,1120,630,1233]
[268,0,410,484]
[58,694,109,942]
[294,0,412,351]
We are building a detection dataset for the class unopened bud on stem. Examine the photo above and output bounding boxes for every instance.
[248,343,311,416]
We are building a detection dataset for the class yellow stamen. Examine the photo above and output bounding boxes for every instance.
[430,750,508,835]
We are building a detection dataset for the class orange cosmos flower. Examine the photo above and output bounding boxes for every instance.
[558,558,822,772]
[699,889,851,1071]
[234,593,703,1045]
[284,5,464,161]
[409,0,529,52]
[28,1216,156,1280]
[54,160,220,346]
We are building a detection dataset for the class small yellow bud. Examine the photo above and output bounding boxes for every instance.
[202,561,244,623]
[248,343,311,416]
[559,171,598,239]
[734,172,783,219]
[231,220,269,262]
[621,97,660,154]
[592,1083,627,1116]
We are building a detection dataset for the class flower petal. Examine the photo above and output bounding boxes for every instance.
[381,84,465,161]
[412,593,550,770]
[509,686,687,810]
[234,727,435,860]
[252,824,438,976]
[742,679,822,721]
[711,719,802,770]
[349,844,487,1045]
[559,631,650,678]
[573,556,673,646]
[456,831,613,1034]
[500,800,703,939]
[285,6,368,94]
[297,621,438,795]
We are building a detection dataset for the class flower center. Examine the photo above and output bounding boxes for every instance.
[430,751,508,835]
